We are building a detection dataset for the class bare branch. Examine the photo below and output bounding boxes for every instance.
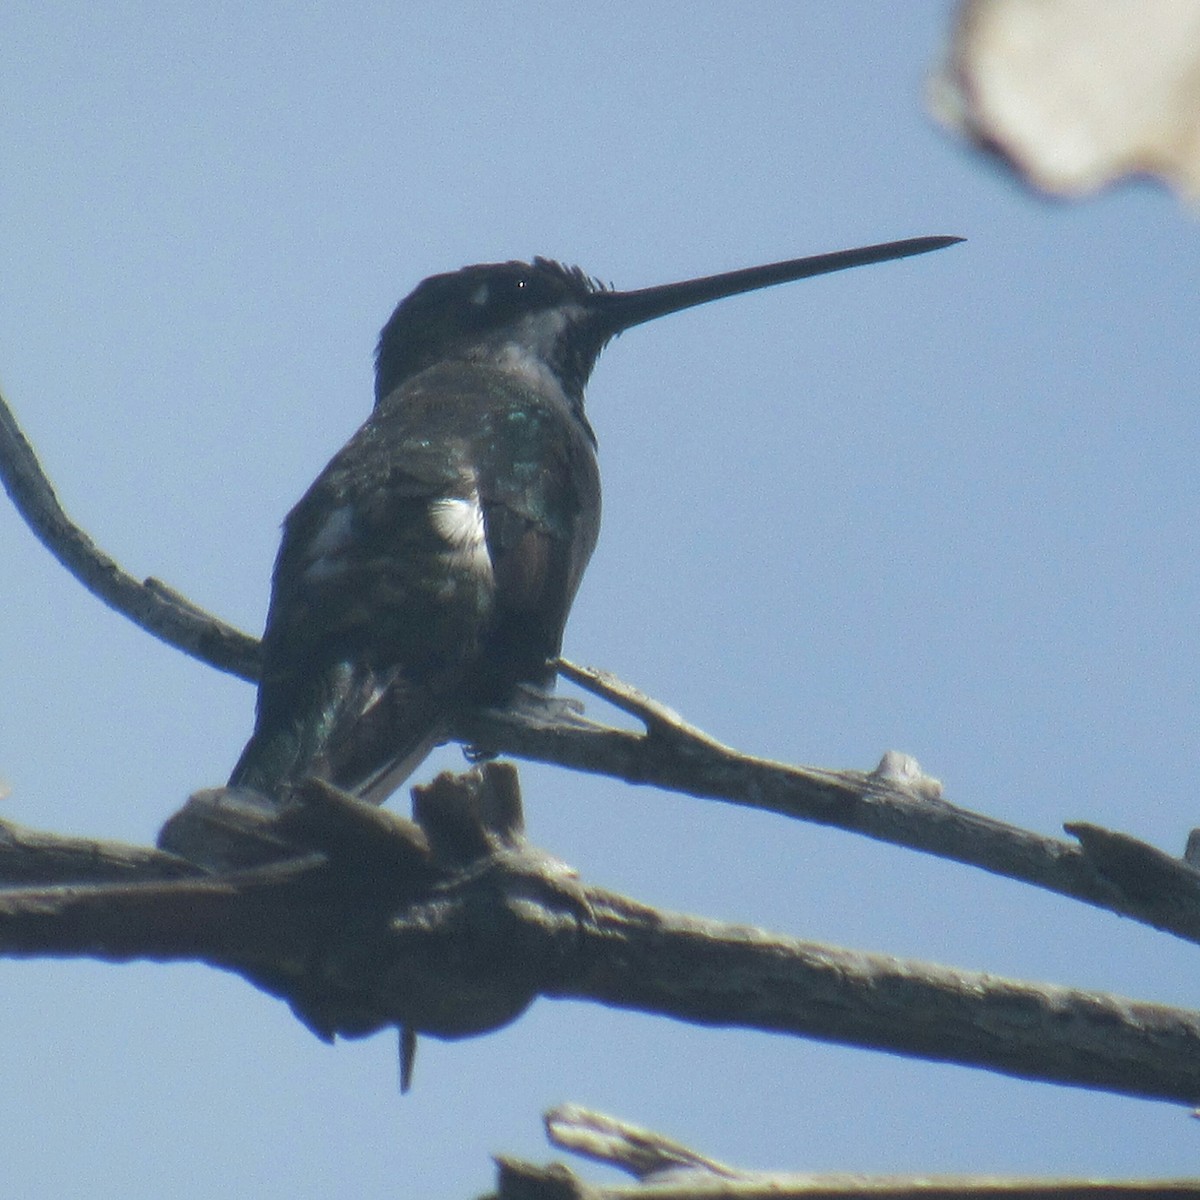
[0,387,260,680]
[6,385,1200,953]
[461,674,1200,950]
[555,885,1200,1106]
[488,1105,1200,1198]
[1,767,1200,1107]
[545,1104,738,1180]
[0,817,201,884]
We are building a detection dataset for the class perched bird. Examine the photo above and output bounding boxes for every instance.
[230,237,960,804]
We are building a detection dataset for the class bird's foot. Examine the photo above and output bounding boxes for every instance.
[462,683,597,764]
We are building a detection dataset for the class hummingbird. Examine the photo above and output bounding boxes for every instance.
[229,236,960,805]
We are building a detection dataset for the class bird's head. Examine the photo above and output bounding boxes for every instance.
[375,238,964,410]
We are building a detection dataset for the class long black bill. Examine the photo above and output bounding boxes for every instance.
[588,236,962,335]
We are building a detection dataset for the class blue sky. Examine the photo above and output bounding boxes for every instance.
[2,3,1198,1195]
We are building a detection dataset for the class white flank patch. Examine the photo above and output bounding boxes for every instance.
[430,494,492,576]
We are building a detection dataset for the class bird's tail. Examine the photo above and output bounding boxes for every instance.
[228,660,449,805]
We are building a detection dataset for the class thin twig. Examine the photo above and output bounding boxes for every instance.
[488,1105,1200,1198]
[461,692,1200,949]
[0,388,260,680]
[545,1104,738,1179]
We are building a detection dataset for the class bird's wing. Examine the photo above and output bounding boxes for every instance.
[230,365,599,804]
[230,407,496,800]
[473,420,600,693]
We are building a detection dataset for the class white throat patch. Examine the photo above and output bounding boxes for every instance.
[487,303,585,396]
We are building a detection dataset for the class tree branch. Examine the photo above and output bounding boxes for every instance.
[1,767,1200,1107]
[4,384,1200,950]
[0,818,202,884]
[0,387,260,680]
[461,669,1200,949]
[487,1105,1200,1198]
